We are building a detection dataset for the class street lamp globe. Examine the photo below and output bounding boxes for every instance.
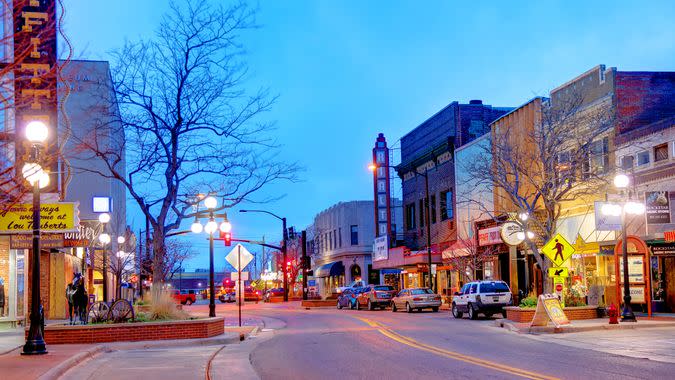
[204,219,218,234]
[220,220,232,233]
[625,201,646,215]
[98,212,111,224]
[116,250,125,258]
[191,220,203,234]
[204,196,217,209]
[25,120,48,143]
[518,212,529,222]
[99,233,111,244]
[614,174,630,189]
[117,236,125,244]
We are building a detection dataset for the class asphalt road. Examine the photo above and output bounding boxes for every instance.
[61,302,675,380]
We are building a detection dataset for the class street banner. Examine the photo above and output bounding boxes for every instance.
[530,294,570,328]
[645,191,671,224]
[373,236,389,261]
[594,201,621,231]
[0,202,80,233]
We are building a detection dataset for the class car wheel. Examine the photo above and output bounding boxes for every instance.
[185,299,192,306]
[502,310,507,318]
[452,303,463,319]
[406,302,413,313]
[337,300,342,310]
[468,303,477,320]
[432,307,439,312]
[355,300,361,310]
[391,302,397,312]
[368,300,374,311]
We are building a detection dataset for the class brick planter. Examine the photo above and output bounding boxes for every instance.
[505,306,598,323]
[30,317,225,344]
[301,299,337,308]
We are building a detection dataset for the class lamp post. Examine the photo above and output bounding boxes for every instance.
[240,209,288,301]
[369,163,434,291]
[22,120,50,355]
[98,212,111,301]
[602,174,644,322]
[191,196,231,317]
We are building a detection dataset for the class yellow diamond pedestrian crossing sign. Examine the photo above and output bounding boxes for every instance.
[542,233,575,267]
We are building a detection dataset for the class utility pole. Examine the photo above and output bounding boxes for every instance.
[302,230,308,301]
[282,217,288,302]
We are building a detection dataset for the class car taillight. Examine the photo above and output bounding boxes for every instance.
[413,297,423,301]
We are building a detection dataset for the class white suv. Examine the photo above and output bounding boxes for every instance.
[451,280,512,320]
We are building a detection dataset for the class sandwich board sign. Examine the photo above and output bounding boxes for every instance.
[530,294,570,328]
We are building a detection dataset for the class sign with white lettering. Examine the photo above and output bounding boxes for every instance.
[645,191,671,224]
[478,226,502,246]
[373,236,389,261]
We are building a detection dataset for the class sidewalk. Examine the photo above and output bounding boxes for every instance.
[0,327,253,380]
[495,317,675,334]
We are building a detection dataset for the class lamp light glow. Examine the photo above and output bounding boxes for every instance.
[117,236,126,244]
[204,196,217,209]
[614,174,630,189]
[204,219,218,234]
[367,163,377,171]
[191,221,203,234]
[98,212,111,224]
[99,233,111,244]
[25,120,48,143]
[220,221,232,233]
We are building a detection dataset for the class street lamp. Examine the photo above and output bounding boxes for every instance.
[239,209,288,301]
[369,163,434,291]
[98,212,111,301]
[191,195,231,317]
[602,173,644,322]
[22,120,49,355]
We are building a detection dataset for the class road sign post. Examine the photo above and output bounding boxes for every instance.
[226,244,254,327]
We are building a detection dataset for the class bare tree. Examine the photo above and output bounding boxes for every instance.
[442,234,497,283]
[67,1,298,287]
[466,93,614,291]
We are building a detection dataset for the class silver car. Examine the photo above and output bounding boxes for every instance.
[391,288,442,313]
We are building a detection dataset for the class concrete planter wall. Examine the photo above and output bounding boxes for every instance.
[505,306,599,323]
[30,317,225,344]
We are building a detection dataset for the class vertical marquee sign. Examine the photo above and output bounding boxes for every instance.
[14,0,58,193]
[372,133,392,242]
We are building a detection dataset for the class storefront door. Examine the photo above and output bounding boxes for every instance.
[664,257,675,312]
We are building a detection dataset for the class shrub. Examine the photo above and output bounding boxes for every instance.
[519,295,538,308]
[148,290,188,321]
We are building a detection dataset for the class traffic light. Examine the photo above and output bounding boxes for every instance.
[224,232,231,246]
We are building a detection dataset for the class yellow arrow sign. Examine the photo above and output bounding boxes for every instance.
[542,233,575,267]
[548,267,569,278]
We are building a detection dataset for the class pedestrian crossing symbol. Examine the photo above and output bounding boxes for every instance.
[542,233,575,267]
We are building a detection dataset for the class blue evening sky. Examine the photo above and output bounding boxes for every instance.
[62,1,675,271]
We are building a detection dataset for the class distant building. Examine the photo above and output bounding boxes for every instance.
[308,200,401,297]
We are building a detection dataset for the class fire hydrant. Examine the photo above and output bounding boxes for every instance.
[608,304,619,324]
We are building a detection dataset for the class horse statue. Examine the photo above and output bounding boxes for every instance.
[66,273,88,325]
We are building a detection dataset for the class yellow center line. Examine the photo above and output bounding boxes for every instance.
[354,316,558,380]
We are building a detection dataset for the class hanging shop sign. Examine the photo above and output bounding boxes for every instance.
[63,220,101,247]
[372,236,389,261]
[500,222,524,246]
[10,232,63,249]
[0,203,79,233]
[645,191,671,224]
[478,226,503,246]
[594,201,622,231]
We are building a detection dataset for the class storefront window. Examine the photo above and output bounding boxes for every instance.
[16,251,25,318]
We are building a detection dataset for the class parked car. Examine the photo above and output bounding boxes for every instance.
[336,288,363,310]
[263,288,285,302]
[244,287,262,302]
[218,291,235,303]
[451,280,512,320]
[391,288,441,313]
[356,285,397,310]
[336,280,366,294]
[171,289,196,305]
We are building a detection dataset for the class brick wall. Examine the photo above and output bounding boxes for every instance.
[28,317,225,344]
[615,71,675,139]
[505,306,598,323]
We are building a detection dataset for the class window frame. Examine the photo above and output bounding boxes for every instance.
[350,225,358,246]
[654,143,669,162]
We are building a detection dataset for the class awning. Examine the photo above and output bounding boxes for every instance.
[442,240,471,260]
[313,261,344,278]
[380,269,402,275]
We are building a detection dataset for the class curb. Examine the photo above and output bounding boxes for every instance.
[41,332,247,380]
[0,344,22,356]
[494,318,675,334]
